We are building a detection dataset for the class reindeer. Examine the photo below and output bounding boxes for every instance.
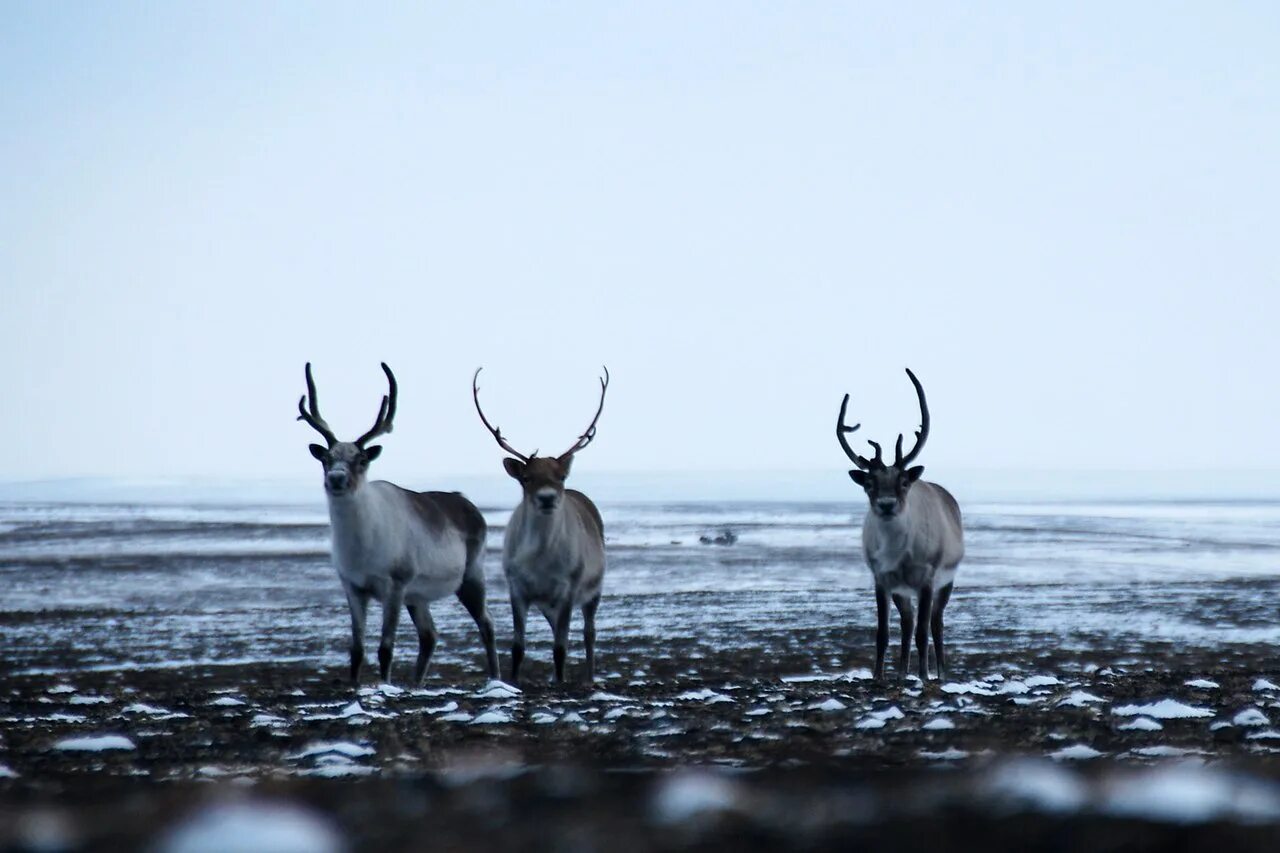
[297,362,499,685]
[836,369,964,683]
[472,367,609,686]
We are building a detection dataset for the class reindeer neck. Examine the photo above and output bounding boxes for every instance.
[326,485,380,543]
[516,502,569,551]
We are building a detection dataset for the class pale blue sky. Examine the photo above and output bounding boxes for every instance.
[2,3,1277,486]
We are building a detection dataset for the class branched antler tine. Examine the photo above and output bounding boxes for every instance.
[472,368,530,462]
[559,366,610,459]
[297,363,338,446]
[836,394,873,469]
[894,433,905,466]
[380,362,397,427]
[898,367,931,466]
[355,363,398,447]
[866,440,884,465]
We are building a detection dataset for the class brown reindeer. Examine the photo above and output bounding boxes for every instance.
[473,367,609,685]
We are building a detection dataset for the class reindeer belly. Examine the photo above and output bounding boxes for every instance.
[869,561,934,596]
[506,557,574,606]
[404,539,468,601]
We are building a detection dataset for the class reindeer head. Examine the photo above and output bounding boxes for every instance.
[297,362,397,498]
[473,367,609,516]
[836,369,930,520]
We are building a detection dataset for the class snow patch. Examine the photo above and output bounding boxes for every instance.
[1232,708,1270,728]
[1117,716,1164,732]
[54,735,135,751]
[474,680,522,700]
[809,698,846,712]
[289,741,375,760]
[1049,744,1104,761]
[1112,700,1214,719]
[920,748,968,760]
[471,709,515,725]
[675,688,732,704]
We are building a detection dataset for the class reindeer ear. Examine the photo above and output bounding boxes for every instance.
[309,444,328,461]
[559,455,573,478]
[503,457,526,480]
[904,465,925,483]
[363,445,382,462]
[848,469,870,487]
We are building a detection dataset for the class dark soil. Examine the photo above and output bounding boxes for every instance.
[3,632,1280,851]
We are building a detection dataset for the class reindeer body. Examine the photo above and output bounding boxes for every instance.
[327,483,477,601]
[837,369,964,682]
[299,364,499,686]
[503,488,605,683]
[861,481,963,599]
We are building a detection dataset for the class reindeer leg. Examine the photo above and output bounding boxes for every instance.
[342,582,370,686]
[406,601,438,685]
[509,592,529,686]
[915,585,933,682]
[456,570,499,680]
[892,593,913,684]
[582,594,600,685]
[378,581,406,682]
[551,601,573,685]
[931,582,953,682]
[874,585,889,681]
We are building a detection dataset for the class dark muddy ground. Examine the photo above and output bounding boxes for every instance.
[3,627,1280,850]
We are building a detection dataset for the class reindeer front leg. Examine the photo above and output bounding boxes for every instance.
[873,585,889,681]
[510,592,529,685]
[378,580,406,682]
[343,582,370,686]
[915,585,933,682]
[552,599,573,684]
[892,593,913,683]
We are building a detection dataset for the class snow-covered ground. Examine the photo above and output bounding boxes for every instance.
[2,499,1279,674]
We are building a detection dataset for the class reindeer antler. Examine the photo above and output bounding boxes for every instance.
[472,368,531,462]
[894,368,930,467]
[836,393,881,470]
[298,363,338,447]
[838,369,930,470]
[355,363,398,447]
[558,366,610,460]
